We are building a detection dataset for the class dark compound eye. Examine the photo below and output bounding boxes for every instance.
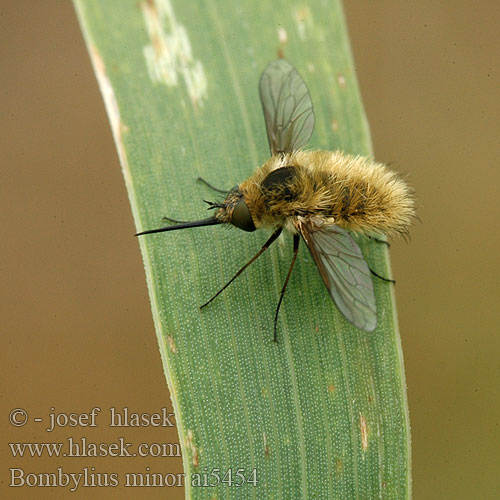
[231,199,256,232]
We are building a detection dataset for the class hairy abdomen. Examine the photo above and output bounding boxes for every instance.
[243,150,415,237]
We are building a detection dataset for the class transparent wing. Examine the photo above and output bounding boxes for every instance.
[298,223,377,332]
[259,59,315,155]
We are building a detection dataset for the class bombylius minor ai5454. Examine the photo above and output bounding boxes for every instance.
[136,59,415,341]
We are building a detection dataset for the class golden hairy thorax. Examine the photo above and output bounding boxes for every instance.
[235,150,414,237]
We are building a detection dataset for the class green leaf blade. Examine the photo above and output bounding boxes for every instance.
[75,0,411,498]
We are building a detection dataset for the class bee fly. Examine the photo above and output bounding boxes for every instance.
[136,59,415,340]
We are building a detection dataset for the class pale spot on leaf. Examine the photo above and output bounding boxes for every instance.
[278,27,288,44]
[360,414,368,451]
[141,0,207,108]
[294,7,313,40]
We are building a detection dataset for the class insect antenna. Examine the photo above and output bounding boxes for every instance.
[273,234,300,342]
[197,177,231,194]
[200,228,282,310]
[135,217,221,236]
[203,200,226,210]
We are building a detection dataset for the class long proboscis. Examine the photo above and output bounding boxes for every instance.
[135,217,222,236]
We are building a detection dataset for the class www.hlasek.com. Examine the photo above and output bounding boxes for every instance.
[9,437,181,458]
[9,467,258,490]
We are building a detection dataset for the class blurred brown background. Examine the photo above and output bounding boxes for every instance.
[1,1,498,499]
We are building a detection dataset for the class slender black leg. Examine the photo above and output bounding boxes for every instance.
[370,267,395,284]
[273,234,300,342]
[161,216,189,224]
[366,233,393,282]
[367,234,390,247]
[197,177,230,194]
[200,228,283,309]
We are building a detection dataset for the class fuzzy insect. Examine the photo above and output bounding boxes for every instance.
[136,59,415,340]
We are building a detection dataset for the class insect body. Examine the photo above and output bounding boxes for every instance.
[136,59,415,340]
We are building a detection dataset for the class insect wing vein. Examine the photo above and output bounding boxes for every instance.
[299,223,377,332]
[259,59,315,154]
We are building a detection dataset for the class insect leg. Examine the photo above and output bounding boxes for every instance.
[365,234,393,282]
[273,234,300,342]
[369,268,395,284]
[367,234,390,247]
[200,228,283,310]
[197,177,231,194]
[161,216,190,224]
